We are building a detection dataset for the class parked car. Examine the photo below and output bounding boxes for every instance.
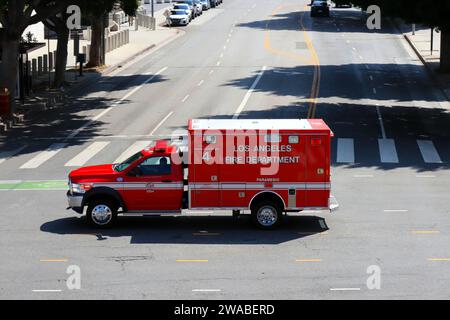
[199,0,211,10]
[172,4,193,21]
[175,0,197,17]
[209,0,218,7]
[167,9,190,26]
[311,1,330,17]
[193,0,203,16]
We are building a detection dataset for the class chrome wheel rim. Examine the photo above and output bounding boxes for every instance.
[257,206,278,227]
[91,204,113,225]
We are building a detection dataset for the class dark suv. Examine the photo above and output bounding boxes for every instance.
[311,1,330,17]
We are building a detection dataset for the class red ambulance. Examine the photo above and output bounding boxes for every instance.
[67,119,338,229]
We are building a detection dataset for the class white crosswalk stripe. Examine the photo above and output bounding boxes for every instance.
[65,141,110,167]
[336,138,354,163]
[416,140,442,164]
[378,139,399,163]
[20,143,68,169]
[113,141,152,163]
[0,145,27,165]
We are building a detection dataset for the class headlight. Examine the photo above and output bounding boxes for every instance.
[70,183,92,194]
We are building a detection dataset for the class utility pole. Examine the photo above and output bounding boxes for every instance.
[431,28,434,55]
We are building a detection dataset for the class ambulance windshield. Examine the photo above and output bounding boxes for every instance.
[113,151,144,172]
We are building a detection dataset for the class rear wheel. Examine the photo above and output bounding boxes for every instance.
[251,200,283,230]
[86,199,118,228]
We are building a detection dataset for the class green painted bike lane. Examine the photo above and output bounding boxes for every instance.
[0,180,68,191]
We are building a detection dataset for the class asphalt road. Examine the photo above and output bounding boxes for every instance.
[1,0,450,299]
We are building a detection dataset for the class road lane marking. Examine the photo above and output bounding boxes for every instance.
[40,259,68,262]
[181,94,190,103]
[372,88,377,94]
[295,259,322,262]
[220,53,224,58]
[330,288,361,291]
[0,180,67,191]
[176,260,209,263]
[369,75,374,81]
[0,145,27,166]
[192,289,221,292]
[114,141,152,163]
[428,258,450,262]
[232,65,267,119]
[197,80,204,86]
[416,140,443,164]
[20,143,68,169]
[66,67,168,139]
[411,230,440,234]
[336,138,354,163]
[216,61,221,66]
[65,142,110,167]
[378,139,399,163]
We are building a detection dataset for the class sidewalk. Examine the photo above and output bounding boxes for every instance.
[395,20,450,101]
[2,6,182,131]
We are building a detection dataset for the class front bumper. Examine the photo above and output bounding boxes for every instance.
[67,191,84,213]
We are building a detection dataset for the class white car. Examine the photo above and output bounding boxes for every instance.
[172,4,193,20]
[168,9,190,26]
[193,0,203,16]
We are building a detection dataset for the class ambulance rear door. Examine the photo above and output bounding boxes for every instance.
[305,133,330,207]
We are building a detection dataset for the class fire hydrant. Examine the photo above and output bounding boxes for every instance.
[0,88,10,116]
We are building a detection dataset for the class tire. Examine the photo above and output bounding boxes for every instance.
[86,198,118,228]
[251,200,283,230]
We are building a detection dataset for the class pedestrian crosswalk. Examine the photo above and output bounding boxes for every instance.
[0,138,448,173]
[20,143,68,169]
[336,138,354,163]
[113,141,152,163]
[378,139,399,164]
[64,141,110,167]
[416,140,443,164]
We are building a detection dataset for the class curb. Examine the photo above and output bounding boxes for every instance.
[393,19,450,102]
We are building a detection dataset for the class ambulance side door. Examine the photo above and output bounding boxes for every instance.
[191,134,220,208]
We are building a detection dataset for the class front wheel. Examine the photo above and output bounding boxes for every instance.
[251,201,283,230]
[86,199,118,228]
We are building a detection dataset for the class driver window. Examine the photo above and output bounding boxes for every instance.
[138,156,171,176]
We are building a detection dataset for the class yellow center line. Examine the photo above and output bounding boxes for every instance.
[411,230,440,234]
[40,259,68,262]
[176,260,209,263]
[263,4,320,119]
[428,258,450,262]
[295,259,322,263]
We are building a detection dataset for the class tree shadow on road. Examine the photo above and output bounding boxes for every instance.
[0,73,168,156]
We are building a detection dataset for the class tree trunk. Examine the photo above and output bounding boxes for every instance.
[440,30,450,73]
[87,17,103,67]
[54,26,69,88]
[0,37,20,114]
